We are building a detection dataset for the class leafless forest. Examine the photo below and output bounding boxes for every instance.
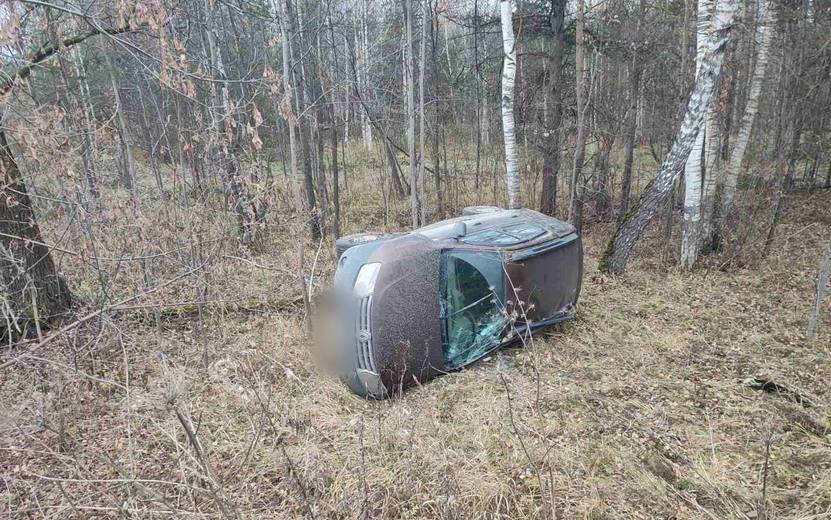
[1,0,830,517]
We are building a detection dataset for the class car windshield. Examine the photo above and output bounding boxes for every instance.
[440,251,506,369]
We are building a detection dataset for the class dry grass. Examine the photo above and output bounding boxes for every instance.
[1,152,830,519]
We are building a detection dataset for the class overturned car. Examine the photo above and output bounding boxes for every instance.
[331,207,582,398]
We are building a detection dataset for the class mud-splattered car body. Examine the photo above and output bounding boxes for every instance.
[332,208,582,398]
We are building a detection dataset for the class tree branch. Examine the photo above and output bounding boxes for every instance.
[1,25,133,95]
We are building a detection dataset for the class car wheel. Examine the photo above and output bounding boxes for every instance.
[335,233,386,257]
[461,205,501,216]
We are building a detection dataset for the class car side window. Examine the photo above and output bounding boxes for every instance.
[441,251,507,369]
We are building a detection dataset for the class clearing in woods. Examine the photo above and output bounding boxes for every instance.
[1,184,829,518]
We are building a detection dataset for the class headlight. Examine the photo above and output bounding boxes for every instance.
[353,263,381,297]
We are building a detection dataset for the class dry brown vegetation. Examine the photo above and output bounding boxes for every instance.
[1,158,830,519]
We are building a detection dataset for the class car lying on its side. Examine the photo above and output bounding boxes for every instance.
[330,207,582,398]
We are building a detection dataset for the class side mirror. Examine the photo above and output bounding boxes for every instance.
[451,221,467,238]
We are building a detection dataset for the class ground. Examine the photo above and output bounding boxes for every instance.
[1,163,829,518]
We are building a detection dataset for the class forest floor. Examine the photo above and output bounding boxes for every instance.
[1,163,830,518]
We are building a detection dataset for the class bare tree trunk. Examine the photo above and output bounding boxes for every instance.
[286,0,321,239]
[384,141,407,197]
[314,115,328,237]
[682,129,705,267]
[278,0,312,328]
[403,0,422,228]
[718,0,778,227]
[569,0,587,229]
[619,47,643,221]
[359,0,373,147]
[473,0,482,197]
[418,0,427,223]
[482,82,490,147]
[0,130,71,340]
[203,0,254,245]
[70,49,100,203]
[680,0,713,269]
[500,0,520,209]
[539,0,565,217]
[595,138,614,220]
[331,116,340,239]
[762,6,804,261]
[429,0,444,218]
[103,49,139,208]
[137,85,165,197]
[599,0,738,275]
[699,70,722,250]
[327,16,341,238]
[720,70,737,164]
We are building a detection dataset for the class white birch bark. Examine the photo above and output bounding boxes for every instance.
[720,0,777,218]
[681,0,713,269]
[600,0,738,275]
[500,0,520,209]
[700,90,720,245]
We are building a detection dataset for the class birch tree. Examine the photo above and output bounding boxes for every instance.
[699,81,721,250]
[680,0,713,270]
[600,0,738,275]
[500,0,520,209]
[717,0,778,231]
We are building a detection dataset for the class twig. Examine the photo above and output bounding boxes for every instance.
[498,372,546,498]
[807,243,831,339]
[307,235,325,300]
[172,406,241,520]
[757,425,775,520]
[0,265,206,370]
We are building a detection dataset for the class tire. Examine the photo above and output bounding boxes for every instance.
[461,205,501,216]
[335,233,388,257]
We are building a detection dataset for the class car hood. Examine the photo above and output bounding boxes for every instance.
[367,235,444,393]
[334,234,444,395]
